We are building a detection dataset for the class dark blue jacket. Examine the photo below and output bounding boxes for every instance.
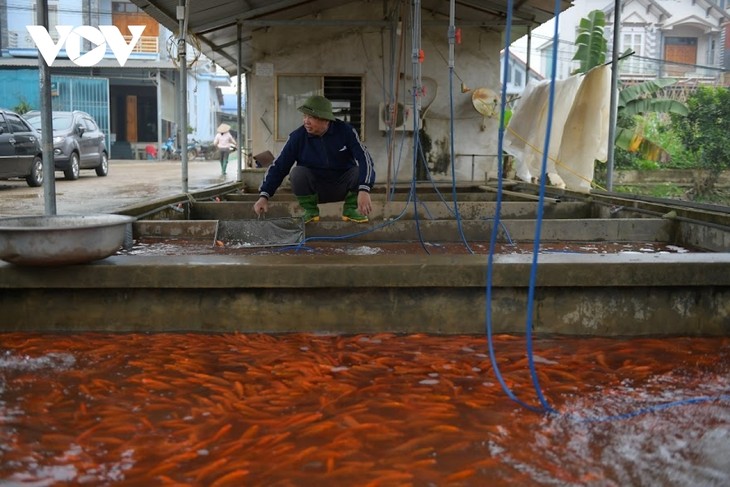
[259,120,375,198]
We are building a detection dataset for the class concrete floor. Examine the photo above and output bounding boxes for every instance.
[0,158,239,217]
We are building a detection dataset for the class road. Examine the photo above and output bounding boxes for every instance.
[0,158,240,217]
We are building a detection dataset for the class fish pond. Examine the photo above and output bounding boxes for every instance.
[1,333,728,486]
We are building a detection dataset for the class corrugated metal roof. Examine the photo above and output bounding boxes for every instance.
[129,0,573,76]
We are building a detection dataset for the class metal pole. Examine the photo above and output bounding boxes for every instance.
[236,21,243,178]
[411,0,422,116]
[37,0,56,215]
[605,0,621,191]
[156,69,162,161]
[526,27,532,76]
[245,73,252,173]
[177,0,189,193]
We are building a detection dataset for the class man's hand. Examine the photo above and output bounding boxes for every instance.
[253,196,269,216]
[357,191,372,216]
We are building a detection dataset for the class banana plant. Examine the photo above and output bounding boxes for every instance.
[572,10,607,75]
[614,79,689,161]
[572,10,688,162]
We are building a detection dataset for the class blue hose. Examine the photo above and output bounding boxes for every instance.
[484,0,729,420]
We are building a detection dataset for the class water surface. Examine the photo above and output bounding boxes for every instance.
[1,333,728,486]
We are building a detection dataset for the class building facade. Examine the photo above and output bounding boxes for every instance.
[514,0,729,86]
[501,51,544,96]
[0,0,232,159]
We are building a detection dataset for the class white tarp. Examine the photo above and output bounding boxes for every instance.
[504,65,611,192]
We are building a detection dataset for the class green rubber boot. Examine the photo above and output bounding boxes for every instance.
[342,191,368,223]
[296,194,320,223]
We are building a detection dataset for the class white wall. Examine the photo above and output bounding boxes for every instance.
[247,2,504,185]
[8,0,84,48]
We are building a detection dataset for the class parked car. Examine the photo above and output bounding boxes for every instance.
[25,110,108,180]
[0,108,43,187]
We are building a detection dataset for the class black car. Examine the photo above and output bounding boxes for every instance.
[25,110,108,180]
[0,108,43,187]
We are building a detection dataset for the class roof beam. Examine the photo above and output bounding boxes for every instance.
[196,33,250,71]
[193,0,314,33]
[134,0,179,33]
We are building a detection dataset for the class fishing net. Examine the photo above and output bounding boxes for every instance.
[215,217,305,248]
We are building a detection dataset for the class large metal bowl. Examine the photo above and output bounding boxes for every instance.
[0,214,136,266]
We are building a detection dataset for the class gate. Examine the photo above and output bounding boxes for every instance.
[0,69,110,153]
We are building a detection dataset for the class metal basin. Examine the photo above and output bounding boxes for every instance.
[0,214,136,266]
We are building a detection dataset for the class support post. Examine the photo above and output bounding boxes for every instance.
[38,0,56,215]
[606,0,621,191]
[177,0,188,193]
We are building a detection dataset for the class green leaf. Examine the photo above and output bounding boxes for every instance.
[618,78,678,109]
[572,10,607,74]
[622,98,689,117]
[615,127,670,162]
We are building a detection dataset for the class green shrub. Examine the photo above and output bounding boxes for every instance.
[672,87,730,174]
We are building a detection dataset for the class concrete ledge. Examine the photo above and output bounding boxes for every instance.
[3,253,729,288]
[192,200,593,221]
[241,168,266,192]
[1,254,729,335]
[302,218,673,243]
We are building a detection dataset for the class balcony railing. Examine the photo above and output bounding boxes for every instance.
[123,35,159,54]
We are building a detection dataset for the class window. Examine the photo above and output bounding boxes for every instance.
[622,32,644,57]
[708,39,717,65]
[6,114,31,133]
[621,29,645,74]
[276,75,363,141]
[83,118,99,132]
[541,41,554,79]
[0,115,9,135]
[113,1,141,13]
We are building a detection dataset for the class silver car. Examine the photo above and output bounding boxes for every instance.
[25,110,108,180]
[0,108,43,187]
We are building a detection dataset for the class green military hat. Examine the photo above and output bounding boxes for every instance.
[298,95,335,121]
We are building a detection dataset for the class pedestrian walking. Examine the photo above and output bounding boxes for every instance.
[213,123,236,175]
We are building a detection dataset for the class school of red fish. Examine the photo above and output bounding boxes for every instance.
[1,333,728,486]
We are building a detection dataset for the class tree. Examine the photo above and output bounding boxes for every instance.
[13,99,33,115]
[672,86,730,197]
[572,10,687,163]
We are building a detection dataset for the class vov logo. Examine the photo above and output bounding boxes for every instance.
[26,25,146,67]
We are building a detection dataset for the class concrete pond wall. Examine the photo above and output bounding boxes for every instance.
[1,182,729,336]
